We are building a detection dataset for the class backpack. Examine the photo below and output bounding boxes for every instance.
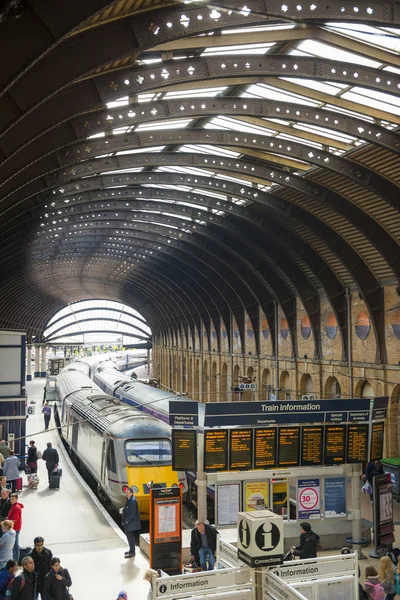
[394,572,400,596]
[365,581,385,600]
[5,575,24,597]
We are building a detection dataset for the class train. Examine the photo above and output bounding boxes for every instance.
[56,365,180,517]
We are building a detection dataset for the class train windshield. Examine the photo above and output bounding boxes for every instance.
[125,439,172,466]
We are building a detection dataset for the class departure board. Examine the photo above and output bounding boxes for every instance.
[301,426,323,466]
[172,429,197,471]
[204,430,228,472]
[254,428,277,468]
[324,426,346,465]
[346,424,369,463]
[229,429,253,471]
[278,427,300,467]
[370,422,385,462]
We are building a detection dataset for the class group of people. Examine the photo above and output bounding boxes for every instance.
[363,556,400,600]
[0,536,71,600]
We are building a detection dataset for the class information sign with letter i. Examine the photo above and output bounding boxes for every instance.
[150,487,182,574]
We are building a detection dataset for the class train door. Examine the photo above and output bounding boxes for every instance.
[101,435,117,487]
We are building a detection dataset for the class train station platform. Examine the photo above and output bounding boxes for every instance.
[23,378,151,599]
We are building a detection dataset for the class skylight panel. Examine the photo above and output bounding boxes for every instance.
[280,78,345,96]
[156,166,215,177]
[137,93,157,103]
[87,132,105,139]
[141,183,192,192]
[384,66,400,75]
[341,87,400,116]
[243,84,319,107]
[325,24,400,53]
[293,123,356,143]
[192,188,227,200]
[113,126,134,135]
[215,173,252,186]
[297,40,382,68]
[322,104,374,122]
[164,86,227,99]
[222,24,295,34]
[264,118,293,126]
[178,144,240,158]
[136,118,193,131]
[101,168,143,175]
[116,146,166,155]
[201,42,275,56]
[207,116,275,136]
[106,97,129,109]
[276,132,322,149]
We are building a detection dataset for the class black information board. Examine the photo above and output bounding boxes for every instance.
[172,429,197,471]
[346,424,369,463]
[254,428,277,468]
[370,422,385,462]
[278,427,300,467]
[229,429,253,471]
[204,430,228,472]
[324,425,346,465]
[301,426,323,466]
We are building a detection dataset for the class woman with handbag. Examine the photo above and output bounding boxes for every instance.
[44,557,73,600]
[27,441,38,474]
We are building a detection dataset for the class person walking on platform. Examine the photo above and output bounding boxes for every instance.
[0,559,18,600]
[122,487,141,559]
[0,489,11,525]
[190,520,218,571]
[291,522,320,560]
[0,521,16,569]
[3,453,20,494]
[27,442,39,475]
[41,444,59,487]
[8,495,23,563]
[0,443,10,462]
[42,405,51,431]
[28,537,52,600]
[44,557,72,600]
[9,556,36,600]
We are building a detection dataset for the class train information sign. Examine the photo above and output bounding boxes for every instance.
[346,424,369,463]
[324,426,346,465]
[277,427,300,467]
[301,426,323,466]
[229,429,253,471]
[254,428,276,468]
[370,422,385,462]
[204,430,228,472]
[172,429,197,471]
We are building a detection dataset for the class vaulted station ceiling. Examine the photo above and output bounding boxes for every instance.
[0,0,399,360]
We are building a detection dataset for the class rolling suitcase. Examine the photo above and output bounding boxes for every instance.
[49,472,60,489]
[15,477,23,492]
[28,473,39,489]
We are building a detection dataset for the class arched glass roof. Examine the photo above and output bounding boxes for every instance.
[44,300,151,343]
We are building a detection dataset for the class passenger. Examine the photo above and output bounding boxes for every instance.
[0,490,11,524]
[9,555,36,599]
[122,487,141,559]
[3,453,20,494]
[291,522,320,560]
[42,404,51,431]
[41,444,59,486]
[28,537,52,599]
[379,555,395,600]
[0,559,18,600]
[27,442,38,475]
[364,565,384,599]
[0,443,10,462]
[0,478,7,493]
[0,521,16,569]
[143,569,158,600]
[43,556,72,600]
[116,592,128,600]
[8,495,23,563]
[190,520,218,571]
[0,453,4,477]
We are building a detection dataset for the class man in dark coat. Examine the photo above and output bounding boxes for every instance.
[190,520,218,571]
[291,522,320,559]
[0,488,11,524]
[10,555,36,600]
[122,487,141,558]
[44,557,72,600]
[41,443,59,486]
[28,537,52,599]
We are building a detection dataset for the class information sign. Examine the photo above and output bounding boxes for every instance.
[370,422,385,461]
[346,424,369,463]
[254,428,276,468]
[324,426,346,465]
[324,477,346,518]
[204,430,228,472]
[298,478,320,520]
[244,481,269,511]
[229,429,253,471]
[216,483,241,526]
[150,487,182,573]
[301,426,323,466]
[278,427,300,467]
[169,400,198,427]
[172,429,197,471]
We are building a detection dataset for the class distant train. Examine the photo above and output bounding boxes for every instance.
[57,365,180,517]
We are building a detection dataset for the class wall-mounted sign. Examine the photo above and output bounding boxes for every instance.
[298,478,320,520]
[169,401,198,427]
[324,477,346,518]
[172,429,196,471]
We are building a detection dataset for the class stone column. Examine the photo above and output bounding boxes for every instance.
[40,344,47,377]
[26,345,32,381]
[34,345,40,378]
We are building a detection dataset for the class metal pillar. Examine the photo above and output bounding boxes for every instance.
[26,345,32,381]
[34,345,40,378]
[196,430,207,523]
[351,463,364,558]
[40,344,47,377]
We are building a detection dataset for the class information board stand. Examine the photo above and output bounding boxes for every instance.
[370,473,394,559]
[149,487,182,574]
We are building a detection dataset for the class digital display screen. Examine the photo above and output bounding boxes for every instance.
[278,427,300,467]
[324,426,346,465]
[370,422,385,462]
[301,426,323,466]
[346,424,369,463]
[229,429,253,471]
[172,429,197,471]
[204,429,228,472]
[254,428,276,468]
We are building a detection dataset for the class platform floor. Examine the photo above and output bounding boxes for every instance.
[23,378,151,599]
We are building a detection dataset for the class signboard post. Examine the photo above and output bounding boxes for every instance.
[237,510,284,567]
[149,487,182,574]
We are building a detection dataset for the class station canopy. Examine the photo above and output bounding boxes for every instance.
[0,0,399,359]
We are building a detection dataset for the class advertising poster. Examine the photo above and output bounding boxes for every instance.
[217,483,240,526]
[244,481,269,511]
[324,477,346,518]
[298,479,320,520]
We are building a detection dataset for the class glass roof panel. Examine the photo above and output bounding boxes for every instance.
[243,84,320,107]
[201,42,275,56]
[325,23,400,53]
[164,86,227,99]
[280,78,347,96]
[296,40,382,68]
[178,144,241,158]
[341,88,400,116]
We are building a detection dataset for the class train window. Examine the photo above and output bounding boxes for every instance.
[125,439,172,466]
[107,440,117,473]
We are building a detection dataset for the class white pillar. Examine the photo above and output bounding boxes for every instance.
[34,345,40,377]
[40,344,47,377]
[26,345,32,381]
